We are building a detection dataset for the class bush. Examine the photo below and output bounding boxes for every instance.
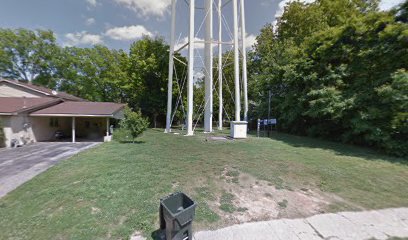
[118,108,149,142]
[113,128,132,143]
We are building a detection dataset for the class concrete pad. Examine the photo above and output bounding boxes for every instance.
[373,209,408,238]
[282,219,322,240]
[0,142,100,198]
[265,220,302,240]
[195,227,234,240]
[390,208,408,226]
[230,221,280,240]
[339,210,390,240]
[307,212,372,240]
[194,208,408,240]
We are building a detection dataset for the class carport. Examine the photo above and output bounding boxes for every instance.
[30,102,125,143]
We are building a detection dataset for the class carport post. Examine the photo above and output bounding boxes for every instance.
[106,118,110,137]
[72,117,76,143]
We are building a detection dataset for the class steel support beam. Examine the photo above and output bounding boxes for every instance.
[218,0,223,130]
[204,0,213,133]
[166,0,177,133]
[233,0,241,121]
[186,0,195,136]
[240,0,248,122]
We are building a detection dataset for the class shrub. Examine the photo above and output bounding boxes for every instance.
[113,128,132,143]
[119,108,149,143]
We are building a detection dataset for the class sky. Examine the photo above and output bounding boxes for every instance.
[0,0,405,51]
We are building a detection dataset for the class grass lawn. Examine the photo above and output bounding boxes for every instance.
[0,129,407,239]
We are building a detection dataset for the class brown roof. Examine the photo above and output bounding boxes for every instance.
[30,101,125,117]
[0,79,84,101]
[0,97,61,115]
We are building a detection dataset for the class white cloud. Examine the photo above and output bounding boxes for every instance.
[85,18,96,26]
[105,25,153,41]
[244,34,257,49]
[238,28,257,49]
[379,0,405,10]
[113,0,171,17]
[173,34,254,52]
[86,0,97,7]
[194,71,205,80]
[64,31,103,46]
[174,37,205,52]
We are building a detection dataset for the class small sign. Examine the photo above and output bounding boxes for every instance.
[263,119,268,125]
[269,119,277,125]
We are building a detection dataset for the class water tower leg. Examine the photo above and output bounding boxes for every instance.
[240,0,248,122]
[165,0,177,133]
[218,0,223,131]
[233,0,241,122]
[186,0,195,136]
[204,0,213,133]
[231,0,248,139]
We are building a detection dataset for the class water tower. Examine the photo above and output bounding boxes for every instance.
[165,0,249,138]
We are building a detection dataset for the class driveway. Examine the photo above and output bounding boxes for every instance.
[0,142,100,198]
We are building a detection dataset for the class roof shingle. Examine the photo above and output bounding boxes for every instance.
[30,101,125,117]
[0,97,61,115]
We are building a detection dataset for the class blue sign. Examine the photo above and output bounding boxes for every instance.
[269,119,277,125]
[259,119,278,125]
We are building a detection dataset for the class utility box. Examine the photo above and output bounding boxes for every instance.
[231,121,248,139]
[160,192,196,240]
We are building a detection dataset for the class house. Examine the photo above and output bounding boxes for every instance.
[0,79,125,147]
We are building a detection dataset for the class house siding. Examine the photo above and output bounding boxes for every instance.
[0,116,10,147]
[1,115,36,147]
[30,117,71,142]
[1,116,75,146]
[0,83,44,98]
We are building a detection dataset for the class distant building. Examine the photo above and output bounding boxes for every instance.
[0,79,125,147]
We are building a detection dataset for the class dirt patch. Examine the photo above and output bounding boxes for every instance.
[199,166,338,226]
[91,207,101,215]
[130,231,145,240]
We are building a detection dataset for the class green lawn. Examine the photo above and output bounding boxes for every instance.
[0,129,407,240]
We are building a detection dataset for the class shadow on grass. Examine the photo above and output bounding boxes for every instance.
[150,128,166,133]
[116,140,145,144]
[253,131,407,165]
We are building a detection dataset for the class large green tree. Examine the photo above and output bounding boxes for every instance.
[128,36,186,128]
[55,45,130,103]
[251,0,408,156]
[0,28,59,84]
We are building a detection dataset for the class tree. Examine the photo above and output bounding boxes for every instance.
[56,45,130,102]
[120,107,149,142]
[251,0,408,156]
[396,0,408,22]
[128,36,184,128]
[0,28,60,84]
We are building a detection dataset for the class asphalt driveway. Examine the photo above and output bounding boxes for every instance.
[0,142,100,198]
